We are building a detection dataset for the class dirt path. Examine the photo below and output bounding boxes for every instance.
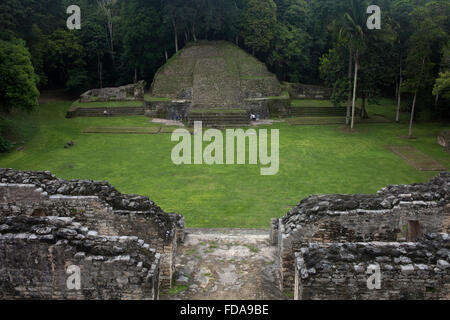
[160,229,288,300]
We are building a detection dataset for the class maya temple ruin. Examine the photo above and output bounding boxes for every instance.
[1,40,449,301]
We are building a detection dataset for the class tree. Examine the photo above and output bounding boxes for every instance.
[80,11,109,88]
[338,0,369,129]
[319,47,348,107]
[44,29,85,90]
[434,71,450,100]
[0,38,39,113]
[337,0,395,128]
[390,0,415,122]
[240,0,277,55]
[269,0,312,82]
[119,0,164,83]
[98,0,116,62]
[162,0,185,53]
[402,3,447,137]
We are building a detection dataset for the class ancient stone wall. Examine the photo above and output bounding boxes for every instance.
[0,169,185,288]
[0,216,160,300]
[244,97,291,119]
[79,81,146,102]
[66,106,145,118]
[275,172,450,291]
[294,234,449,300]
[438,130,450,154]
[144,100,190,120]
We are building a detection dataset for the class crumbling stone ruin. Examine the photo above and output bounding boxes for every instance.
[148,41,285,121]
[79,81,146,103]
[151,41,281,105]
[438,130,450,154]
[273,172,450,299]
[295,235,449,300]
[0,216,160,300]
[0,169,184,299]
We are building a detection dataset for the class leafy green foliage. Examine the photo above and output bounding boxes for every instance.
[434,72,450,100]
[240,0,277,54]
[0,38,39,113]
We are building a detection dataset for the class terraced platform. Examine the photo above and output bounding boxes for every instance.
[66,101,145,118]
[187,109,250,128]
[150,41,281,108]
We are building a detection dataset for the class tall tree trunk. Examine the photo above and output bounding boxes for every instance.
[434,92,439,108]
[346,48,353,126]
[361,94,368,119]
[98,1,114,62]
[409,90,417,137]
[98,55,103,89]
[192,25,197,42]
[351,51,359,130]
[134,67,137,84]
[165,49,168,62]
[396,60,402,123]
[172,19,178,52]
[395,78,399,101]
[409,58,425,137]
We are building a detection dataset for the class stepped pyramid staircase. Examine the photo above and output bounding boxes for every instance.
[187,107,250,128]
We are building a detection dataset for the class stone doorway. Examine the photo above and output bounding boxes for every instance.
[407,220,423,242]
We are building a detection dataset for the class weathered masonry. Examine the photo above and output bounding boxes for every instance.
[0,216,160,300]
[294,235,449,300]
[272,172,450,296]
[0,169,185,297]
[79,81,146,103]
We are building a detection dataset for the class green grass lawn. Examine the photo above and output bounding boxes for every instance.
[1,100,449,228]
[286,115,392,126]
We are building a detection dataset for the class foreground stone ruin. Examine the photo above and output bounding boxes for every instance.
[0,168,184,299]
[273,172,450,299]
[1,168,449,300]
[295,235,449,300]
[0,216,160,300]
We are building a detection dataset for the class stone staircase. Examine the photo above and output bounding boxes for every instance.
[187,109,250,128]
[67,106,145,118]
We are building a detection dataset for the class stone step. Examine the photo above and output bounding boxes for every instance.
[71,107,145,117]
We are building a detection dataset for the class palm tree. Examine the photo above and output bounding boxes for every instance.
[338,0,396,129]
[338,0,368,129]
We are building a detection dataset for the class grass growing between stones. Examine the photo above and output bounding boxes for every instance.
[0,100,449,228]
[71,100,144,108]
